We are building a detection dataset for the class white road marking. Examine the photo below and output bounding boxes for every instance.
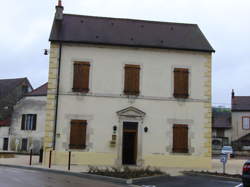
[234,183,243,187]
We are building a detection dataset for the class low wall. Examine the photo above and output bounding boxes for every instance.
[43,150,211,169]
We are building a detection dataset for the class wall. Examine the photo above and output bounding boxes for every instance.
[10,96,46,153]
[232,112,250,141]
[44,43,212,168]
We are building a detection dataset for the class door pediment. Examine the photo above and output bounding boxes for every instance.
[117,106,145,118]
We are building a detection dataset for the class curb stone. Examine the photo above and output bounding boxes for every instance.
[0,164,168,185]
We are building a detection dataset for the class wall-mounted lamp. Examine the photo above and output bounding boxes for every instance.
[44,49,49,55]
[144,126,148,133]
[113,125,117,133]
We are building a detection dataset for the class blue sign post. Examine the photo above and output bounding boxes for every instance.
[220,154,228,174]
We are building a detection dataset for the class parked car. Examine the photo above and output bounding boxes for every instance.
[242,161,250,187]
[221,146,234,157]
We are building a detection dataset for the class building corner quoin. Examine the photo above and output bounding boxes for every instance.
[44,42,60,154]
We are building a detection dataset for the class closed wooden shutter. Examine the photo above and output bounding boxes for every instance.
[32,114,37,130]
[21,114,25,130]
[69,120,87,149]
[173,124,188,153]
[73,62,90,92]
[124,64,140,95]
[174,68,189,98]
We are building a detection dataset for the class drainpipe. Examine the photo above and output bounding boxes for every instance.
[53,43,62,150]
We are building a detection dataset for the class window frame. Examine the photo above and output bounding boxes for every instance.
[242,116,250,130]
[123,64,141,96]
[172,124,189,153]
[21,114,37,131]
[72,61,90,93]
[69,120,87,150]
[173,68,189,99]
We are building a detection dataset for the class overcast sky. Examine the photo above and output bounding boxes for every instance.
[0,0,249,107]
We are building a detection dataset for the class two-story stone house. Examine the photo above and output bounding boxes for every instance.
[44,1,214,168]
[0,78,33,151]
[9,83,47,154]
[231,90,250,150]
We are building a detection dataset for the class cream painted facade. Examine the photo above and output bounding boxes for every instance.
[10,96,46,153]
[232,112,250,141]
[44,43,212,169]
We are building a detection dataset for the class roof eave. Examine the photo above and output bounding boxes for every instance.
[49,40,215,53]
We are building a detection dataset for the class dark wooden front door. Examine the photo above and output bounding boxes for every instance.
[21,138,28,151]
[122,122,138,165]
[3,138,8,151]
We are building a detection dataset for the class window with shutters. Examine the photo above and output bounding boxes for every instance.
[73,62,90,92]
[69,120,87,149]
[124,64,140,95]
[174,68,189,98]
[21,114,37,131]
[242,117,250,130]
[172,124,188,153]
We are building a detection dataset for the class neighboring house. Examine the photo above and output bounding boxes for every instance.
[231,90,250,150]
[212,109,232,150]
[9,83,47,153]
[44,2,214,168]
[0,78,33,151]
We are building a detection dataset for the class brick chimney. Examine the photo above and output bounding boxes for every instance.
[231,89,235,107]
[55,0,64,21]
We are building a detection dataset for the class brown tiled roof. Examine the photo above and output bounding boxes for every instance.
[232,96,250,111]
[212,111,231,129]
[50,14,215,52]
[26,83,47,96]
[0,78,32,98]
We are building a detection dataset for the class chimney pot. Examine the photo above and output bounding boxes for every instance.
[55,1,64,21]
[232,89,235,98]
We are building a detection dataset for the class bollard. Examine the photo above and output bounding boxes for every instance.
[39,149,43,163]
[49,150,52,168]
[29,149,33,166]
[68,151,71,171]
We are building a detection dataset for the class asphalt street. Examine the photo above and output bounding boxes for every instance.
[0,166,125,187]
[0,166,243,187]
[136,175,242,187]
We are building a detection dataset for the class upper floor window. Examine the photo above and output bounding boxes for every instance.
[73,61,90,93]
[124,64,140,95]
[21,114,37,131]
[174,68,189,98]
[242,117,250,130]
[69,120,87,149]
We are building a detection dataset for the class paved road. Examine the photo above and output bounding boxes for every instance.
[0,167,125,187]
[135,175,242,187]
[0,166,243,187]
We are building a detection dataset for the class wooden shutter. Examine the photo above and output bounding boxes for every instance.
[174,68,189,98]
[124,64,140,95]
[69,120,87,149]
[32,114,37,130]
[73,62,90,92]
[21,114,25,130]
[173,124,188,153]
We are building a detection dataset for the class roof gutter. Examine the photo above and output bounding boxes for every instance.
[53,42,62,150]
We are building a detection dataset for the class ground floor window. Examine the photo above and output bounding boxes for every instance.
[172,124,188,153]
[3,138,8,151]
[21,138,28,151]
[69,120,87,149]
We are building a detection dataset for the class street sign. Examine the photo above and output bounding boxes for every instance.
[220,154,228,164]
[220,154,228,174]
